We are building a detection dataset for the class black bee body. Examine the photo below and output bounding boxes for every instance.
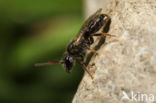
[62,9,111,73]
[36,8,114,79]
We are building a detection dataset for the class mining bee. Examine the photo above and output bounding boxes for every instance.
[35,8,115,79]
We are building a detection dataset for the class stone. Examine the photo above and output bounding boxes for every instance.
[73,0,156,103]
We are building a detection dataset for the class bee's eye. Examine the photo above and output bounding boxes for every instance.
[63,55,74,73]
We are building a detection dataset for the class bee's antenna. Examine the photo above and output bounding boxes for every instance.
[35,61,62,67]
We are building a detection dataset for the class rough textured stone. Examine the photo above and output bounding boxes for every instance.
[73,0,156,103]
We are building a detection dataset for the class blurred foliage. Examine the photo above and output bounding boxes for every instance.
[0,0,84,103]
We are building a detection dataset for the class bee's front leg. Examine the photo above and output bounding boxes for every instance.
[77,60,94,79]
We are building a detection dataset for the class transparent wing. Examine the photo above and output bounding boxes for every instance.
[74,8,103,45]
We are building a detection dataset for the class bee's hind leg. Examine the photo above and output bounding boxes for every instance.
[92,33,116,37]
[86,45,98,55]
[88,47,98,55]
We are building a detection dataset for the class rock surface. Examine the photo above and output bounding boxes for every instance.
[73,0,156,103]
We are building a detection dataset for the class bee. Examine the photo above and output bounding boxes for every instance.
[35,8,115,79]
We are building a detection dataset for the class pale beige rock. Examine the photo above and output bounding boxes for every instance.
[73,0,156,103]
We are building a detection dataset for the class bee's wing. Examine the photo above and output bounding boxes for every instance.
[74,8,102,45]
[82,8,102,29]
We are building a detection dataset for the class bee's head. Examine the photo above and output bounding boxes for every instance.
[62,53,75,73]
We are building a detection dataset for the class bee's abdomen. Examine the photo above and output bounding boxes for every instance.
[84,14,110,38]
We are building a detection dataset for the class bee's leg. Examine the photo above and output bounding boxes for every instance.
[77,60,94,79]
[89,37,94,44]
[88,47,98,55]
[92,33,116,37]
[86,45,98,55]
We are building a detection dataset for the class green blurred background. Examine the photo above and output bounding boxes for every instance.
[0,0,84,103]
